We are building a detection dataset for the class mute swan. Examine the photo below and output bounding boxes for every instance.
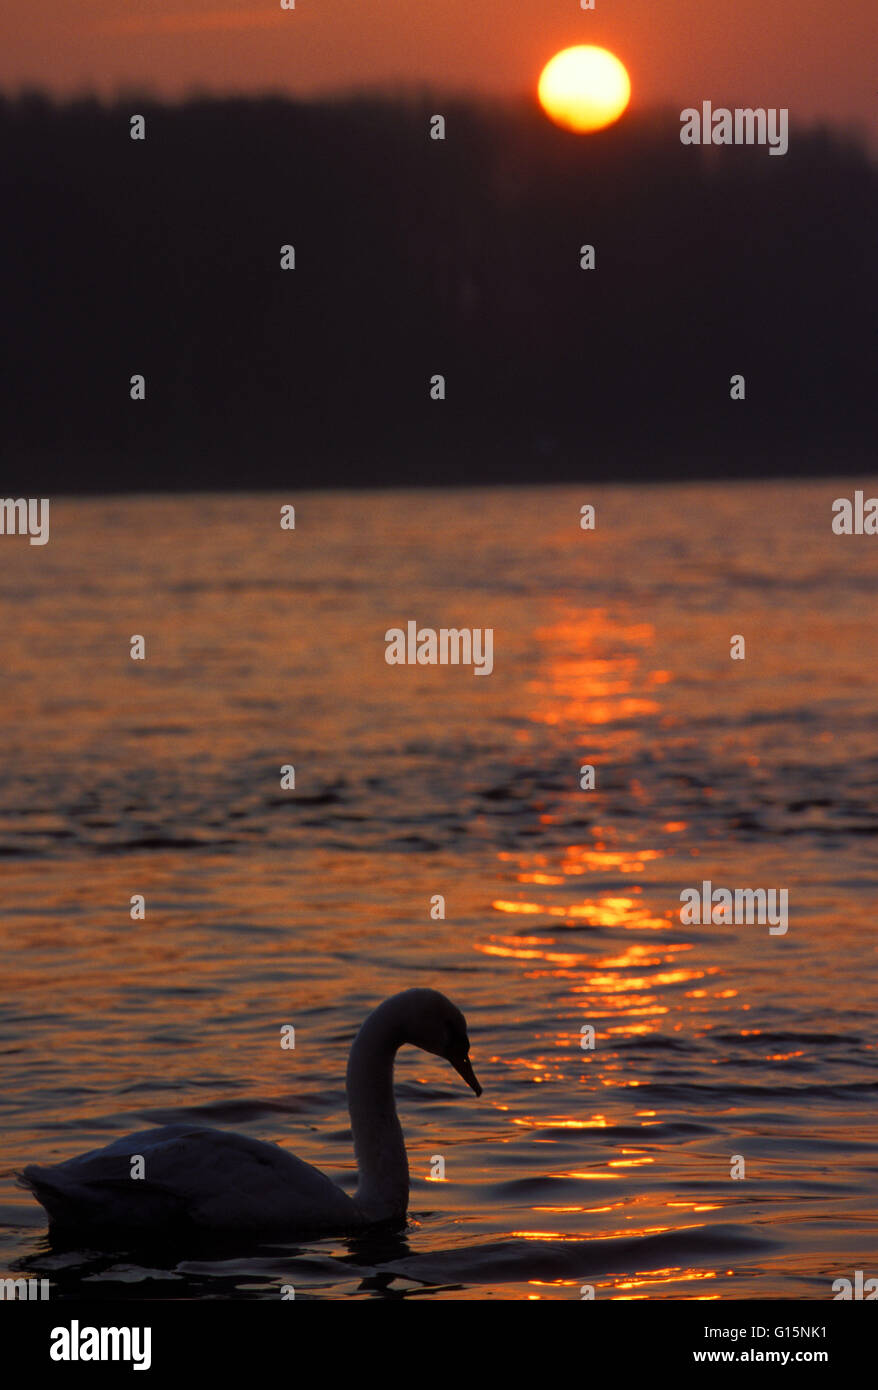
[19,988,481,1246]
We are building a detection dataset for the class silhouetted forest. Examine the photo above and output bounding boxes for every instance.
[1,92,875,492]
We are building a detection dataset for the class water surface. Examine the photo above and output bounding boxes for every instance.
[1,482,876,1299]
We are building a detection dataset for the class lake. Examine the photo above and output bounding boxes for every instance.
[1,481,876,1299]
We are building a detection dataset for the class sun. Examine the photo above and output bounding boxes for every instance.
[538,46,631,134]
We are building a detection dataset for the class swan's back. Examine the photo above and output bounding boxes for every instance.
[20,1124,361,1244]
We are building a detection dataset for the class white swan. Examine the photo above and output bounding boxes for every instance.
[19,988,481,1245]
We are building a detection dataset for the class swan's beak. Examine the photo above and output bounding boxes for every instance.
[451,1054,482,1097]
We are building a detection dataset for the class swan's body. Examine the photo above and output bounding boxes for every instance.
[19,989,480,1246]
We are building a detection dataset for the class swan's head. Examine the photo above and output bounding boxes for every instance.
[395,988,482,1097]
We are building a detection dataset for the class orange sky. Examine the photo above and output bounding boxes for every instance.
[2,0,875,144]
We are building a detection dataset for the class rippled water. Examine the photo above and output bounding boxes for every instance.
[1,483,876,1299]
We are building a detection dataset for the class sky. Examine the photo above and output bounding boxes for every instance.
[1,0,875,146]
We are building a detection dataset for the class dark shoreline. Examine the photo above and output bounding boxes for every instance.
[3,91,875,494]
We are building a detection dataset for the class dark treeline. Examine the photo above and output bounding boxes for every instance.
[1,91,875,492]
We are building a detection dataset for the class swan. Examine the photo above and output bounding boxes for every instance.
[19,988,481,1246]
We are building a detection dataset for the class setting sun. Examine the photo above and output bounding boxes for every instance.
[538,45,631,133]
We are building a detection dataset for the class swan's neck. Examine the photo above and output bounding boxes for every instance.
[346,1007,409,1223]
